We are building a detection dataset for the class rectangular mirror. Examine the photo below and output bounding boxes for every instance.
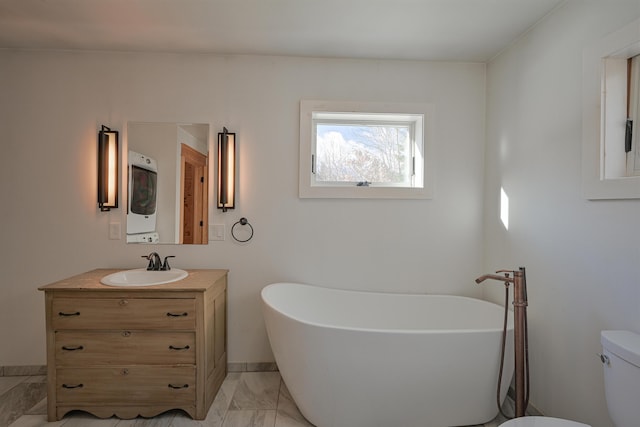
[126,122,210,244]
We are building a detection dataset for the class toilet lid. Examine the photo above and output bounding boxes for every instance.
[499,416,590,427]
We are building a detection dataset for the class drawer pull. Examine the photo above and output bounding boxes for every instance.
[169,345,191,351]
[58,311,80,317]
[168,383,189,389]
[166,312,188,317]
[62,383,84,389]
[119,299,128,306]
[122,331,132,337]
[61,345,84,351]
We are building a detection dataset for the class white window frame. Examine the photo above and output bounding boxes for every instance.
[582,18,640,199]
[627,54,640,176]
[299,100,434,199]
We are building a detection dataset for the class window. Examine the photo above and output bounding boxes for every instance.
[627,54,640,176]
[299,100,433,199]
[600,53,640,179]
[582,17,640,199]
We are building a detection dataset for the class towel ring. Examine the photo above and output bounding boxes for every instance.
[231,217,254,243]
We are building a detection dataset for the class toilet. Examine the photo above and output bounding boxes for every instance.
[499,418,588,427]
[499,330,640,427]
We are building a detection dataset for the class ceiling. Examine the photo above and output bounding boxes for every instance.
[0,0,565,62]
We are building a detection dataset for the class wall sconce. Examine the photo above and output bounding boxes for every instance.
[218,127,236,212]
[97,125,119,211]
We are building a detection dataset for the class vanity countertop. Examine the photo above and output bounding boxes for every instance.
[38,268,228,292]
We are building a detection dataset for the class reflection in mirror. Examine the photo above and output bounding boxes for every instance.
[126,122,209,244]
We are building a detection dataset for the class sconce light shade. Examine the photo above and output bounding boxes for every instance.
[98,125,119,211]
[218,127,236,212]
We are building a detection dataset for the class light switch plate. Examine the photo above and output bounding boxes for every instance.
[209,224,225,241]
[109,222,121,240]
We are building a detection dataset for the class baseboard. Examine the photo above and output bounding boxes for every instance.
[1,363,280,376]
[228,362,278,373]
[0,365,47,376]
[507,387,543,416]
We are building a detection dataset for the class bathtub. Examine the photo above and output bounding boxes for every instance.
[261,282,514,427]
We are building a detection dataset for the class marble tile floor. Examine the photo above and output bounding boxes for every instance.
[3,371,519,427]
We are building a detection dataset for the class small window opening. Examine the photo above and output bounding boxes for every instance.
[299,100,433,199]
[581,17,640,199]
[313,115,419,188]
[626,54,640,176]
[602,53,640,179]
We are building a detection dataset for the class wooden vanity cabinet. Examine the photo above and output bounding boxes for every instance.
[38,269,227,421]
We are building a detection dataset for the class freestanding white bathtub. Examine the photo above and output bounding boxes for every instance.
[261,282,514,427]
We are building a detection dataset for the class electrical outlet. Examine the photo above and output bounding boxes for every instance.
[109,222,121,240]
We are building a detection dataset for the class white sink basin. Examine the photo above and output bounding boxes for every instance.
[100,268,188,287]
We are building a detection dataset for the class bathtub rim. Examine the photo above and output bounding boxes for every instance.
[261,281,514,335]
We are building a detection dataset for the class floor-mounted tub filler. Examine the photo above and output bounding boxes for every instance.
[476,267,529,419]
[261,282,514,427]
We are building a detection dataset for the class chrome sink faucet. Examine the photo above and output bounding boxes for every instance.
[141,252,175,271]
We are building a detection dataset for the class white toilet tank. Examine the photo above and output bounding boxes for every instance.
[601,330,640,427]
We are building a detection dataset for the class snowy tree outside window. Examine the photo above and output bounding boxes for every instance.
[299,100,433,199]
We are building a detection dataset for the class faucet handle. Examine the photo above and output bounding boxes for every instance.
[162,256,175,271]
[141,255,154,270]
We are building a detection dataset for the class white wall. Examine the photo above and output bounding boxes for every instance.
[0,51,486,366]
[484,1,640,425]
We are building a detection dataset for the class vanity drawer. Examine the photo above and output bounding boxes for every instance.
[55,331,195,365]
[52,298,196,330]
[56,366,196,405]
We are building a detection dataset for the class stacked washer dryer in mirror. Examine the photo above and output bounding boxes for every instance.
[126,150,159,243]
